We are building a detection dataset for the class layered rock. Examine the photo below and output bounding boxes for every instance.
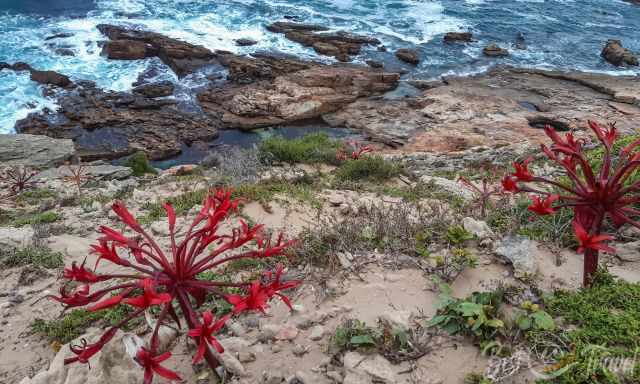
[0,134,74,168]
[483,44,509,57]
[443,32,473,43]
[15,82,219,160]
[323,67,640,151]
[601,39,638,67]
[97,24,221,77]
[266,22,380,62]
[0,62,73,88]
[198,65,400,130]
[395,48,420,64]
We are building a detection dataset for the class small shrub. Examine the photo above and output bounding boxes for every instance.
[258,133,343,165]
[334,156,402,183]
[32,305,138,344]
[124,152,157,177]
[427,283,505,343]
[15,188,58,206]
[0,166,39,197]
[332,319,380,351]
[446,225,474,245]
[0,245,64,269]
[12,211,61,227]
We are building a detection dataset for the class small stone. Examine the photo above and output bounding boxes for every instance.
[308,325,325,341]
[271,343,283,353]
[379,310,412,331]
[483,43,509,57]
[326,371,343,383]
[263,372,285,384]
[259,324,281,342]
[227,321,247,336]
[614,240,640,262]
[238,351,256,363]
[275,324,299,341]
[292,344,308,356]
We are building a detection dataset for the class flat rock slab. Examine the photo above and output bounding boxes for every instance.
[0,134,74,169]
[36,164,133,181]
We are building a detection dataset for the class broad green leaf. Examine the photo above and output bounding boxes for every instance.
[517,316,532,330]
[532,311,555,330]
[485,319,505,328]
[458,302,483,316]
[350,335,375,346]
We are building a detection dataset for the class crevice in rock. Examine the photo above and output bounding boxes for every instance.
[527,116,570,131]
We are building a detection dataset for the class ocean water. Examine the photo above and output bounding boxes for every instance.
[0,0,639,133]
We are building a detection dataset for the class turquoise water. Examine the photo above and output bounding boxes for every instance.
[1,0,639,133]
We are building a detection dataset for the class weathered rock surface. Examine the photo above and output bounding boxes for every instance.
[444,32,473,43]
[0,134,74,168]
[36,163,133,181]
[483,44,509,57]
[97,24,221,77]
[325,67,640,150]
[615,240,640,262]
[266,22,380,62]
[395,48,420,64]
[235,38,258,46]
[198,65,400,130]
[495,235,539,278]
[132,80,175,98]
[15,83,219,160]
[601,39,638,67]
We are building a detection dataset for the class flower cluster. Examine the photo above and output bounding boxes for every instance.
[502,121,640,285]
[51,189,299,383]
[0,166,39,197]
[337,140,373,161]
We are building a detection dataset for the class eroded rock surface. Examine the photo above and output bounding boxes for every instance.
[0,134,74,168]
[601,39,638,67]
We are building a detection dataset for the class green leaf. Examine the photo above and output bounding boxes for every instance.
[458,302,483,317]
[443,322,461,334]
[426,315,449,327]
[531,311,555,330]
[485,319,505,329]
[516,316,532,331]
[350,335,376,346]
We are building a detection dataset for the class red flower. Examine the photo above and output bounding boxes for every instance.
[88,293,126,312]
[226,281,270,314]
[501,176,519,193]
[573,220,615,254]
[64,260,108,283]
[512,157,534,182]
[91,240,130,268]
[164,202,176,232]
[527,194,559,216]
[226,265,300,314]
[64,328,117,365]
[124,279,172,309]
[188,311,229,363]
[589,120,616,148]
[112,201,141,230]
[49,284,92,308]
[136,348,181,384]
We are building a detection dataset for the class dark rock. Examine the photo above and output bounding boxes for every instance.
[10,62,33,71]
[377,45,387,52]
[267,22,379,62]
[366,60,383,69]
[266,22,329,34]
[30,70,73,88]
[235,38,258,47]
[55,48,75,56]
[395,48,420,64]
[515,32,527,50]
[97,24,220,77]
[101,39,153,60]
[444,32,473,43]
[15,87,219,160]
[132,81,175,98]
[45,32,74,41]
[601,39,638,67]
[483,44,509,57]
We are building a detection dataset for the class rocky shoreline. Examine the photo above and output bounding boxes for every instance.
[1,23,639,163]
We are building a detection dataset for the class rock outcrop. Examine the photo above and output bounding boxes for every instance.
[97,24,221,77]
[0,134,74,168]
[0,62,73,88]
[483,44,509,57]
[266,22,380,62]
[395,48,420,64]
[132,80,175,98]
[444,32,473,43]
[601,39,638,67]
[198,65,400,130]
[15,82,219,160]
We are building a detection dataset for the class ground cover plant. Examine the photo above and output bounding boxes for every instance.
[49,189,300,383]
[503,121,640,286]
[258,132,343,165]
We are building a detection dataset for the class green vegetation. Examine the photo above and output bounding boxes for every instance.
[11,211,62,227]
[32,305,139,344]
[427,283,505,343]
[124,152,157,177]
[0,246,64,269]
[334,156,402,183]
[586,133,640,187]
[464,374,494,384]
[528,270,640,383]
[15,188,58,205]
[446,225,474,245]
[258,133,343,164]
[332,319,380,351]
